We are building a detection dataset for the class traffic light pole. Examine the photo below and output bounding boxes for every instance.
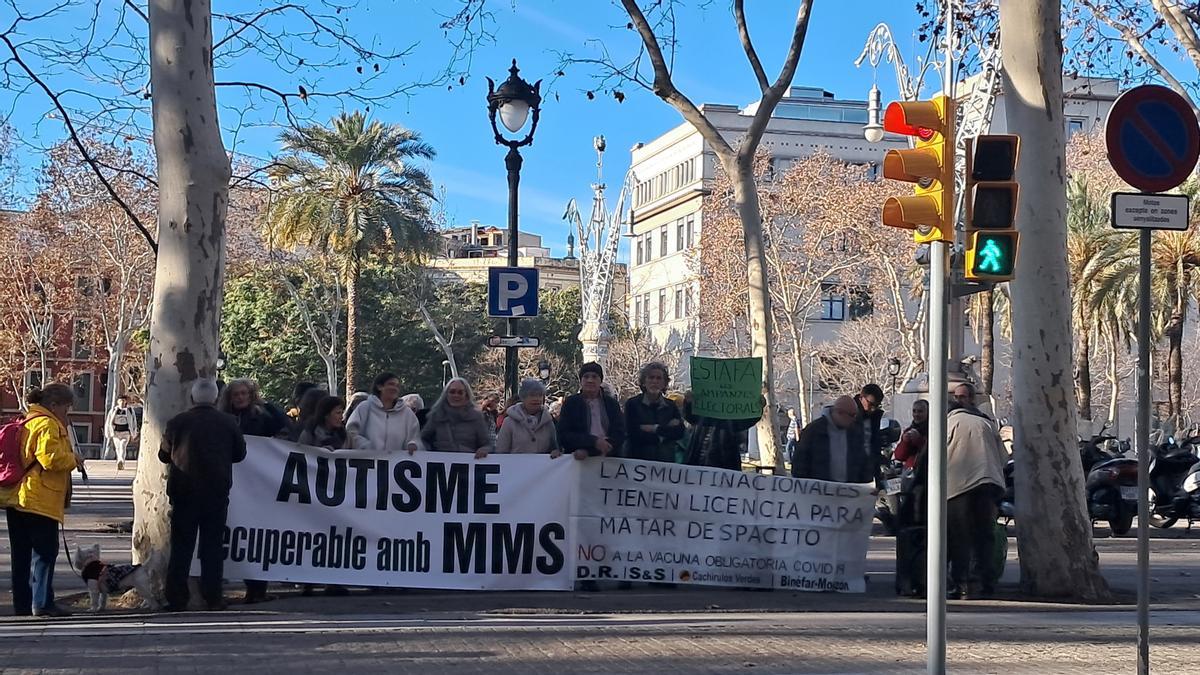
[927,240,949,674]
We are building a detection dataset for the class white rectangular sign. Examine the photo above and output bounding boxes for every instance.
[216,438,575,590]
[1112,192,1190,231]
[572,459,875,592]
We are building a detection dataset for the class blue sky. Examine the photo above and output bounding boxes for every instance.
[1,1,930,255]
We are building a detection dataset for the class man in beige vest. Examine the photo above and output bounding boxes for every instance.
[946,382,1007,599]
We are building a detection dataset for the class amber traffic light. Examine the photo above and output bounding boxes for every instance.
[880,95,955,244]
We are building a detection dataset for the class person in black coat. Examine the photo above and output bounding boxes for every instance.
[558,362,626,460]
[682,392,762,471]
[791,396,874,483]
[624,362,685,462]
[159,379,246,611]
[855,383,887,472]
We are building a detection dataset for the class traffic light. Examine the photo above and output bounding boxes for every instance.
[964,135,1020,281]
[880,95,955,244]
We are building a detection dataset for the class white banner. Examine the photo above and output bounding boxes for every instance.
[216,438,575,590]
[572,459,875,592]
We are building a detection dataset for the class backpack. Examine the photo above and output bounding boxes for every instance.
[0,416,39,488]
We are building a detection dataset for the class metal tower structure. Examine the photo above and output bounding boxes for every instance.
[563,136,634,367]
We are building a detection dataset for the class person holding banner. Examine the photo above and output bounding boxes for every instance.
[345,372,421,455]
[624,362,685,463]
[791,396,871,483]
[558,362,626,460]
[495,379,561,455]
[682,392,761,471]
[297,396,359,450]
[421,378,493,459]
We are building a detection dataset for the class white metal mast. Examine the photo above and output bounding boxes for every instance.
[563,136,633,367]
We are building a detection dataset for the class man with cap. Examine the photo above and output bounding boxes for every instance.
[558,362,626,460]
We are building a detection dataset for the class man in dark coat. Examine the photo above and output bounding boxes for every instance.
[791,396,873,483]
[558,362,626,460]
[682,394,760,471]
[624,362,685,463]
[159,379,246,611]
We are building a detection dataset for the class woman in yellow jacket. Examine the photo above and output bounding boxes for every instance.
[2,384,82,617]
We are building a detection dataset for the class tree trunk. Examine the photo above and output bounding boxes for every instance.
[1167,315,1184,421]
[785,317,810,427]
[1106,327,1120,433]
[1075,305,1093,422]
[133,0,230,592]
[1000,0,1109,601]
[980,290,995,396]
[732,164,780,471]
[344,260,361,400]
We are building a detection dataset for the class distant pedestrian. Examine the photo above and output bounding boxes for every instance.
[2,384,82,617]
[421,378,492,458]
[946,384,1006,600]
[791,396,872,483]
[624,362,685,463]
[558,362,626,461]
[297,396,358,450]
[785,407,800,462]
[495,379,560,455]
[286,381,318,420]
[159,379,245,612]
[344,373,420,454]
[105,394,138,471]
[893,400,929,470]
[481,393,501,436]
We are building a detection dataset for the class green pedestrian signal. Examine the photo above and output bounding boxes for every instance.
[966,232,1019,281]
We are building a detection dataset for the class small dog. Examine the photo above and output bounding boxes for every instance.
[73,544,159,612]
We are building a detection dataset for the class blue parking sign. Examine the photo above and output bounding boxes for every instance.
[487,267,539,318]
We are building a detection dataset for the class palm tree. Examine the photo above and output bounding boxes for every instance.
[267,111,436,397]
[1066,176,1122,422]
[1089,178,1200,422]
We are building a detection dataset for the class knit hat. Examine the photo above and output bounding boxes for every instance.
[579,362,604,380]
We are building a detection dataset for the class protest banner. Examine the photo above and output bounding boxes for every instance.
[572,458,875,592]
[213,438,576,590]
[690,356,764,420]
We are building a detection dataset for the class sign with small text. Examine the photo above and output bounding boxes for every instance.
[689,356,764,421]
[1111,192,1190,231]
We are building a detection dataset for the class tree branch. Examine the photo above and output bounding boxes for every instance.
[0,33,157,254]
[739,1,815,163]
[733,0,770,94]
[618,0,736,160]
[122,0,147,23]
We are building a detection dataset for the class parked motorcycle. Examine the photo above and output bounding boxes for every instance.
[1175,459,1200,525]
[1145,437,1200,529]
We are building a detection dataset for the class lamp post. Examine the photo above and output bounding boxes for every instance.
[487,59,542,402]
[441,360,451,388]
[888,357,902,399]
[537,359,551,385]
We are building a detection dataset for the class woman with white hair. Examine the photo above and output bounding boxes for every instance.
[420,378,493,459]
[401,393,428,429]
[495,379,561,455]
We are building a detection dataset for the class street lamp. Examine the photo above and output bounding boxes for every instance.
[215,351,227,373]
[442,360,451,388]
[863,84,885,143]
[888,357,902,398]
[537,359,551,385]
[487,59,542,401]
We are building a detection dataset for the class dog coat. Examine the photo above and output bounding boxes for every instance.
[81,560,140,594]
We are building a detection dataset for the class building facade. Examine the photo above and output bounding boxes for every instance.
[626,86,909,389]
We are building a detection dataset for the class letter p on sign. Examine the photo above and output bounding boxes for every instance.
[488,267,540,318]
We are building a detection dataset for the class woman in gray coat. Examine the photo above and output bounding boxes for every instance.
[421,378,492,458]
[495,379,561,455]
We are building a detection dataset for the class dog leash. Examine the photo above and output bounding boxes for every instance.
[61,464,90,581]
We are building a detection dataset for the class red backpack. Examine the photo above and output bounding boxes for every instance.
[0,415,40,488]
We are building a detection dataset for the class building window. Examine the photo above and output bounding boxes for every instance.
[73,373,93,413]
[634,157,698,206]
[674,287,684,320]
[675,218,685,251]
[660,227,668,257]
[634,296,643,328]
[820,286,847,321]
[641,293,651,326]
[643,235,652,262]
[71,424,90,445]
[686,215,695,248]
[1066,117,1086,137]
[635,237,644,265]
[73,320,92,359]
[658,289,667,323]
[23,370,45,397]
[685,287,695,316]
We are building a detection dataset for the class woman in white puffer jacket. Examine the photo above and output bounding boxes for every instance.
[345,372,420,454]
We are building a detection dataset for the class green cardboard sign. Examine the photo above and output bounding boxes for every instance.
[690,356,764,420]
